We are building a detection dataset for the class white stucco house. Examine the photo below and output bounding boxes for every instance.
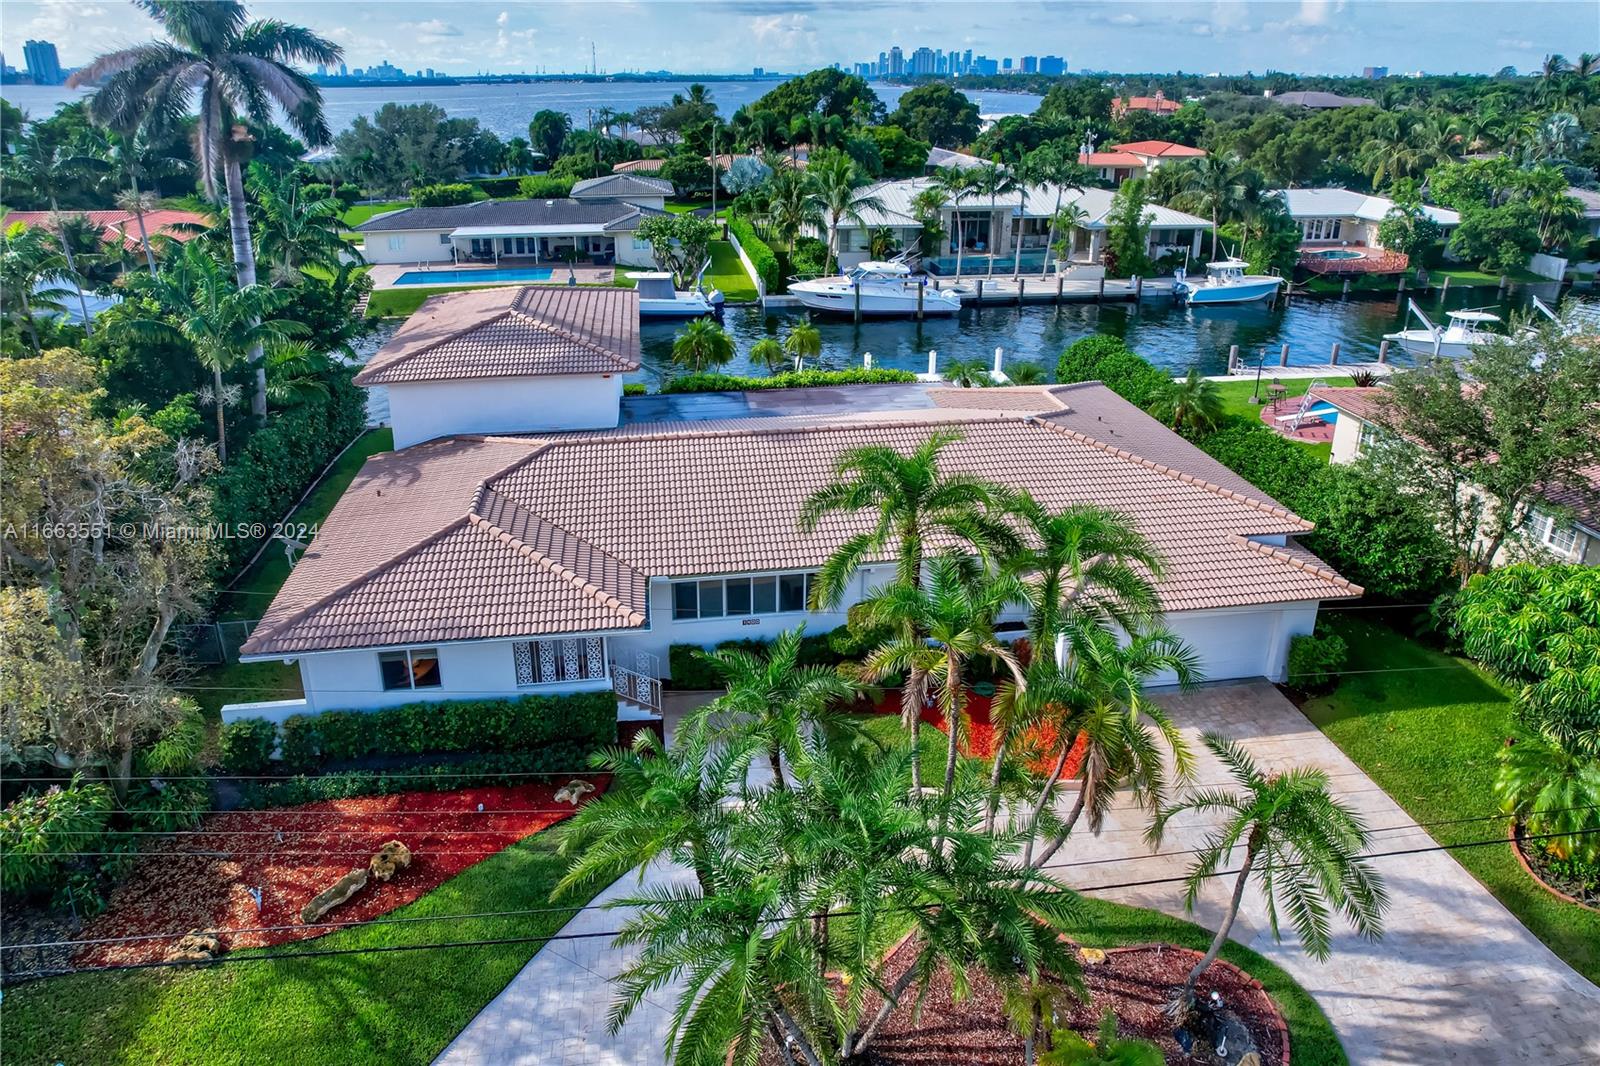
[1278,188,1460,248]
[810,175,1212,273]
[1309,386,1600,566]
[228,286,1362,730]
[355,175,675,267]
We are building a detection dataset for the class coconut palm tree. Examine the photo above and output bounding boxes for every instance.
[71,0,343,423]
[806,153,886,271]
[1026,145,1092,276]
[0,222,72,356]
[1496,729,1600,863]
[966,162,1018,278]
[1148,368,1224,435]
[910,185,948,259]
[1006,362,1047,385]
[749,336,787,375]
[868,225,900,260]
[8,126,110,331]
[263,341,334,406]
[669,316,735,373]
[1151,732,1388,1012]
[688,626,860,791]
[766,167,821,254]
[782,321,822,371]
[1576,52,1600,77]
[123,241,306,462]
[100,127,192,277]
[500,136,536,176]
[932,165,977,277]
[248,166,350,278]
[1178,154,1244,259]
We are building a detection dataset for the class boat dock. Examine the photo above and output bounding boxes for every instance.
[1203,362,1392,382]
[762,274,1178,312]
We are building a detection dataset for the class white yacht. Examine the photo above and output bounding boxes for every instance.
[627,272,723,318]
[1172,259,1285,305]
[1385,302,1503,359]
[789,261,964,317]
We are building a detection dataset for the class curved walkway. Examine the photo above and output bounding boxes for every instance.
[437,681,1600,1064]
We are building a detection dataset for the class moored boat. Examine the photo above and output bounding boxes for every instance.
[1172,259,1285,305]
[1384,301,1503,359]
[789,261,964,317]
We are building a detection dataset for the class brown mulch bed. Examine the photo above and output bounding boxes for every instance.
[762,937,1286,1065]
[1513,826,1600,911]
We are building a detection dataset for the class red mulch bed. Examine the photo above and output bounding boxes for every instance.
[865,689,1088,779]
[763,938,1285,1065]
[74,779,604,967]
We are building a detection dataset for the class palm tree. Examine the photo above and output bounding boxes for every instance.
[264,341,333,406]
[248,167,350,278]
[72,0,342,423]
[941,357,992,387]
[8,126,109,332]
[868,225,900,260]
[688,626,859,790]
[1151,733,1388,1012]
[1006,362,1047,385]
[807,154,886,271]
[932,166,977,277]
[749,336,787,375]
[1048,204,1089,273]
[101,127,192,277]
[669,316,735,373]
[1179,154,1244,259]
[0,222,72,356]
[766,167,820,253]
[910,185,948,259]
[782,321,822,371]
[1576,52,1600,77]
[1027,145,1092,276]
[1148,368,1224,435]
[528,109,572,161]
[123,241,306,462]
[500,136,536,176]
[966,162,1018,278]
[1496,730,1600,863]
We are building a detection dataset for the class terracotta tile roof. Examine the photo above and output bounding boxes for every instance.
[3,208,209,251]
[1116,96,1182,114]
[612,158,665,172]
[353,286,640,385]
[1111,140,1206,158]
[1307,386,1391,424]
[242,384,1359,657]
[1080,151,1145,168]
[928,385,1070,413]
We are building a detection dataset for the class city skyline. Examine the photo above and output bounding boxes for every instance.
[0,1,1594,80]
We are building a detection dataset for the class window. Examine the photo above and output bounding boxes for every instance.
[1523,509,1580,556]
[386,236,405,251]
[1300,217,1343,242]
[633,237,651,251]
[379,648,441,690]
[670,572,816,620]
[514,637,606,686]
[502,237,514,254]
[439,233,451,245]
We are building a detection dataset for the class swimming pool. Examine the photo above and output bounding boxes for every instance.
[1303,249,1365,261]
[392,267,554,285]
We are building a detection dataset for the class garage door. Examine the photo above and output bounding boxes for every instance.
[1151,610,1281,685]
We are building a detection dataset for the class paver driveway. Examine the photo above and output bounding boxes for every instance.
[437,681,1600,1065]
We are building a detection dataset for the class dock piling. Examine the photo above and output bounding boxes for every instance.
[1096,277,1105,303]
[993,347,1004,378]
[1134,275,1144,301]
[1017,278,1025,305]
[853,280,861,323]
[1330,342,1341,365]
[1378,340,1389,364]
[1342,278,1351,297]
[916,280,924,321]
[976,278,984,304]
[1280,343,1289,367]
[1228,344,1239,372]
[1056,275,1064,303]
[1440,276,1450,298]
[927,349,938,378]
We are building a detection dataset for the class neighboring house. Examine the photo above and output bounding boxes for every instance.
[2,207,210,253]
[809,175,1211,272]
[354,189,670,267]
[229,285,1361,727]
[925,146,987,171]
[1310,386,1599,566]
[1078,140,1206,185]
[1277,188,1460,247]
[568,174,673,211]
[1568,186,1600,240]
[1268,90,1376,109]
[1111,92,1182,119]
[612,158,665,173]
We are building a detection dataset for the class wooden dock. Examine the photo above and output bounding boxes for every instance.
[1202,362,1392,382]
[932,275,1176,306]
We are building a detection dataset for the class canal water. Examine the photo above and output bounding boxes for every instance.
[635,283,1563,386]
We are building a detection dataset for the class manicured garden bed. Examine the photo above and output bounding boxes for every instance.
[72,780,602,967]
[1302,617,1600,985]
[863,687,1087,777]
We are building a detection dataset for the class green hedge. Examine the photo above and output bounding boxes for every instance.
[220,718,278,775]
[1055,334,1133,384]
[518,175,576,199]
[1054,335,1171,407]
[474,177,523,197]
[236,745,601,808]
[278,691,617,773]
[666,623,889,689]
[410,182,477,207]
[209,372,368,578]
[728,217,780,293]
[1287,626,1349,693]
[663,368,918,394]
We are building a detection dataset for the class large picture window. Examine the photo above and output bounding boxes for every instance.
[379,647,441,690]
[671,572,817,620]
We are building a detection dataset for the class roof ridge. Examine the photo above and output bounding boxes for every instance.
[363,302,517,378]
[1028,415,1315,529]
[1229,534,1365,596]
[527,411,1013,448]
[472,480,638,577]
[465,510,646,627]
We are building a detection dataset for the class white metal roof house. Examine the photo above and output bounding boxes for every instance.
[226,286,1361,729]
[354,176,675,268]
[810,176,1213,274]
[1277,188,1460,247]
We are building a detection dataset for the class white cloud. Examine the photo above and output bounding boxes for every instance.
[496,10,509,28]
[1298,0,1347,26]
[748,12,819,58]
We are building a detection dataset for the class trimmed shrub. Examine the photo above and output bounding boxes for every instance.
[1300,464,1453,603]
[219,717,278,775]
[474,176,522,198]
[237,745,599,808]
[790,235,829,278]
[1093,350,1173,408]
[666,624,883,689]
[409,182,476,207]
[1195,422,1328,514]
[1055,334,1135,384]
[1287,627,1349,693]
[0,781,114,898]
[729,217,780,293]
[517,174,576,199]
[623,383,648,396]
[277,691,618,773]
[662,368,917,394]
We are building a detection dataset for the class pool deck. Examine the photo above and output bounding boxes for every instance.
[367,263,618,290]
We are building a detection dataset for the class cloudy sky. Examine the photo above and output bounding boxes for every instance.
[2,0,1594,78]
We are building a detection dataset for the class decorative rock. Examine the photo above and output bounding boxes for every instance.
[554,780,595,805]
[301,868,368,924]
[167,928,224,963]
[1079,948,1108,965]
[369,840,412,882]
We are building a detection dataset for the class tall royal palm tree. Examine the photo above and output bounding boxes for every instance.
[1025,144,1092,276]
[966,161,1018,278]
[806,154,886,271]
[1151,733,1388,1012]
[932,165,977,277]
[71,0,342,423]
[125,241,305,462]
[0,222,72,356]
[1179,154,1244,259]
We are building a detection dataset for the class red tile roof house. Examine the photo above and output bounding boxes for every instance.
[2,207,210,254]
[227,286,1361,730]
[1078,141,1206,185]
[1311,386,1600,566]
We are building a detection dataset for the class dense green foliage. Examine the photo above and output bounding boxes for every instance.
[1287,626,1350,693]
[661,367,918,394]
[408,182,477,207]
[665,622,888,688]
[516,174,576,198]
[238,746,606,808]
[274,691,618,773]
[0,780,114,897]
[218,717,278,775]
[887,82,981,148]
[728,216,780,292]
[331,102,502,196]
[1054,335,1174,408]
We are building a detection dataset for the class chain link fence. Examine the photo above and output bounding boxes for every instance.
[173,619,260,665]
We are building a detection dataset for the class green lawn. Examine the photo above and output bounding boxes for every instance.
[0,833,603,1066]
[340,201,410,228]
[707,239,759,302]
[1302,618,1600,986]
[1207,376,1354,463]
[1301,264,1542,295]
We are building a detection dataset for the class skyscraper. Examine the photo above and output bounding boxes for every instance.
[888,46,904,76]
[1021,55,1038,74]
[1039,55,1066,76]
[910,46,935,75]
[23,40,63,86]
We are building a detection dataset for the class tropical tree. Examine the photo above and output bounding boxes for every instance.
[1177,154,1244,259]
[910,184,948,258]
[1048,204,1089,272]
[101,127,193,276]
[782,321,822,371]
[1496,729,1600,863]
[689,627,859,790]
[867,225,900,260]
[1027,143,1093,276]
[669,316,735,373]
[1148,368,1224,435]
[263,340,334,406]
[123,241,306,461]
[941,357,992,388]
[806,152,886,270]
[71,0,343,423]
[248,166,350,277]
[1151,733,1388,1011]
[528,109,572,161]
[749,336,787,375]
[932,165,977,277]
[0,222,72,355]
[7,126,109,330]
[966,162,1018,278]
[765,167,820,251]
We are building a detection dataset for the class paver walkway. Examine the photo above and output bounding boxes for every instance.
[437,681,1600,1064]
